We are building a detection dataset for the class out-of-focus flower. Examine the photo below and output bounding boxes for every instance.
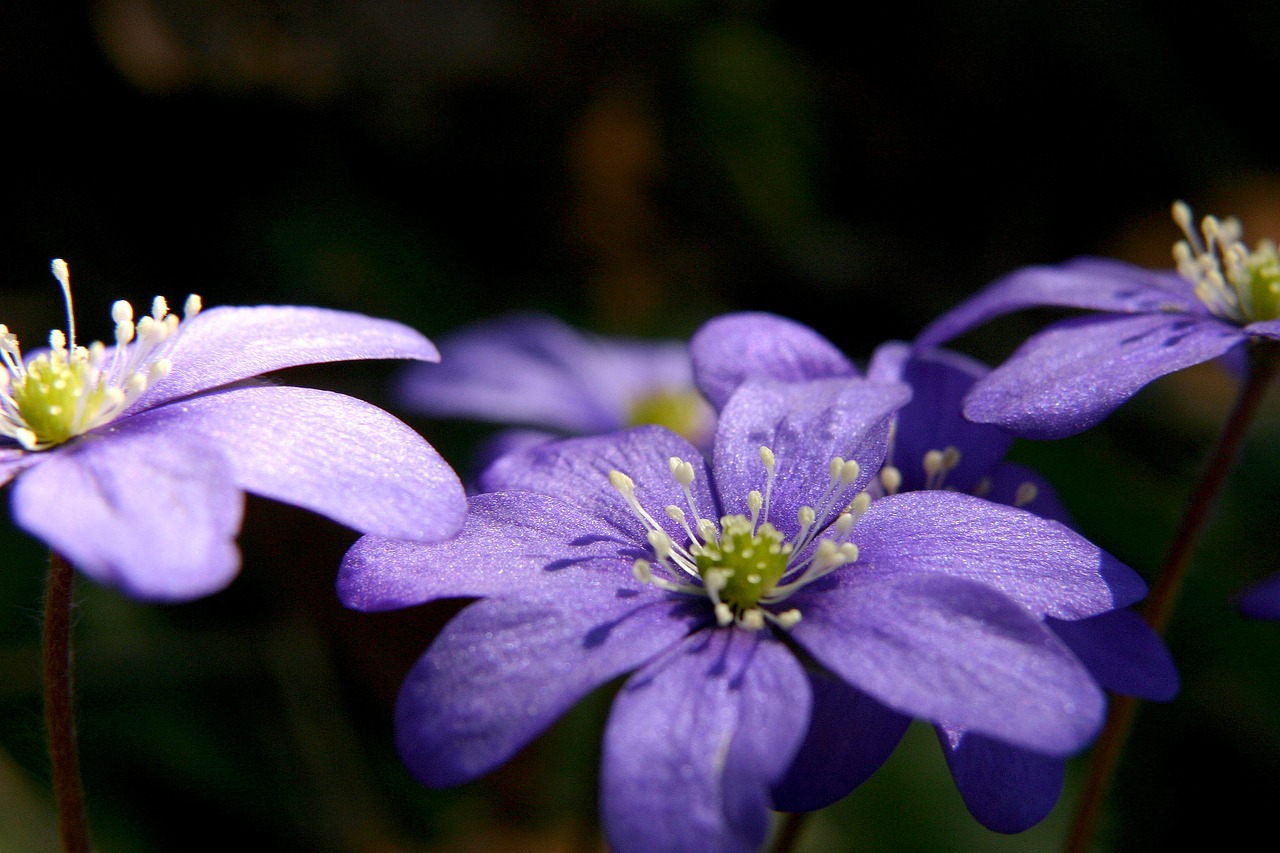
[341,350,1146,850]
[915,202,1280,438]
[395,312,715,456]
[0,260,465,601]
[691,312,1177,832]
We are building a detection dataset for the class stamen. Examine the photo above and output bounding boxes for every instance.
[1014,482,1039,508]
[880,465,902,495]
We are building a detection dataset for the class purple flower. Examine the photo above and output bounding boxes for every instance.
[0,261,466,601]
[341,349,1147,850]
[395,312,715,453]
[691,312,1177,832]
[1239,574,1280,620]
[915,202,1280,438]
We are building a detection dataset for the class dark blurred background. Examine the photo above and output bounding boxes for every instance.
[3,1,1280,850]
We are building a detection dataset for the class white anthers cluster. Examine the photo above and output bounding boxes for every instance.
[0,260,201,450]
[1172,200,1280,324]
[611,445,868,631]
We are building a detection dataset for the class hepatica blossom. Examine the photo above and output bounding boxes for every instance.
[341,345,1150,851]
[0,260,466,601]
[916,202,1280,438]
[395,312,715,454]
[691,312,1177,832]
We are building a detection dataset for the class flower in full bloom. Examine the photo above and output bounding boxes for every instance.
[0,260,466,601]
[691,312,1177,832]
[915,202,1280,438]
[341,353,1148,851]
[395,312,715,458]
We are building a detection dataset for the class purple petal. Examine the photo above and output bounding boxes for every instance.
[1239,573,1280,620]
[601,629,810,853]
[869,343,1012,492]
[133,305,440,411]
[0,447,33,488]
[789,571,1104,754]
[125,386,466,543]
[712,377,910,538]
[982,462,1074,526]
[397,313,699,434]
[963,312,1245,438]
[478,427,717,544]
[770,672,910,812]
[1049,610,1178,700]
[395,579,702,787]
[916,258,1203,348]
[470,429,557,480]
[1244,318,1280,341]
[938,727,1064,833]
[339,491,640,611]
[851,490,1145,617]
[11,427,244,601]
[690,312,857,410]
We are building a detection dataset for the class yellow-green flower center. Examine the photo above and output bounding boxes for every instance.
[1,259,200,451]
[1173,200,1280,324]
[625,388,713,445]
[694,515,790,617]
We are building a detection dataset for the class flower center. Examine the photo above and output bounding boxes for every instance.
[625,388,713,445]
[609,446,868,630]
[0,260,201,450]
[1172,200,1280,324]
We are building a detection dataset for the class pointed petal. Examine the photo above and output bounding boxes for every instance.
[339,491,641,611]
[869,343,1012,492]
[850,491,1145,617]
[602,629,810,853]
[963,312,1244,438]
[789,571,1105,754]
[712,377,910,538]
[134,305,440,410]
[126,386,465,543]
[938,727,1064,833]
[916,259,1202,348]
[770,672,910,812]
[1048,610,1179,701]
[690,312,856,410]
[11,428,243,601]
[395,581,702,787]
[478,427,717,544]
[1239,572,1280,620]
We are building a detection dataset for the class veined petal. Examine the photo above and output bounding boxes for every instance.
[849,491,1145,617]
[869,342,1011,492]
[690,312,856,410]
[1048,610,1179,701]
[962,312,1244,439]
[395,580,703,788]
[478,427,717,544]
[133,305,440,411]
[916,258,1203,348]
[11,427,243,601]
[124,386,465,543]
[789,571,1105,754]
[339,491,641,611]
[601,629,810,853]
[770,672,910,812]
[938,727,1064,834]
[712,377,909,538]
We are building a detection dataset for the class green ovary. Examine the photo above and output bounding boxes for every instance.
[14,356,103,447]
[1244,248,1280,322]
[695,515,790,614]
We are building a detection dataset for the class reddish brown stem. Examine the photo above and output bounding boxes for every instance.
[1063,343,1280,853]
[43,551,90,853]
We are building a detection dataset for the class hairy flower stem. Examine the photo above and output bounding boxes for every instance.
[43,551,90,853]
[771,812,808,853]
[1063,342,1280,853]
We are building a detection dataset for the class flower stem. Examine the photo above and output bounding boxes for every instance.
[1062,342,1280,853]
[43,550,90,853]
